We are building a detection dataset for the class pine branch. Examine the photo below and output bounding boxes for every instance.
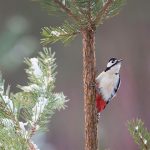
[128,119,150,150]
[107,0,125,19]
[18,48,68,131]
[0,81,29,149]
[72,0,87,17]
[88,0,92,24]
[34,0,81,22]
[94,0,125,25]
[94,0,113,25]
[0,47,68,150]
[37,0,125,46]
[41,21,80,45]
[53,0,80,22]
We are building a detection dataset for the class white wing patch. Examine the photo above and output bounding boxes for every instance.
[96,71,120,101]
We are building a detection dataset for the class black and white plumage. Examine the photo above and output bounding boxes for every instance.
[96,58,122,113]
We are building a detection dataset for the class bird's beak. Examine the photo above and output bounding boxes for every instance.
[117,59,123,63]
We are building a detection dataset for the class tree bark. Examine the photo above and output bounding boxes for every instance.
[82,28,98,150]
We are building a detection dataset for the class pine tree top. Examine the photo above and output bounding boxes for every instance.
[33,0,125,45]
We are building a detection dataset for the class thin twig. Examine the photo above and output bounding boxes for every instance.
[53,0,80,22]
[94,0,113,25]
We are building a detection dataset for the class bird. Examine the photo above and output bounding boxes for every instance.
[95,58,122,116]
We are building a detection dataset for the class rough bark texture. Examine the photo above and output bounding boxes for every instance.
[82,28,98,150]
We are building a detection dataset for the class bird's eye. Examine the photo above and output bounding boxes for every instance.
[111,60,115,63]
[109,58,117,64]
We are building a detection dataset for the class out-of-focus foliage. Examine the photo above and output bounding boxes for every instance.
[128,119,150,150]
[0,48,68,150]
[0,16,38,71]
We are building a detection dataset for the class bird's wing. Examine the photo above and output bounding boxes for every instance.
[112,75,121,98]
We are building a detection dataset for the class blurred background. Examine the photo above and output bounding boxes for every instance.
[0,0,150,149]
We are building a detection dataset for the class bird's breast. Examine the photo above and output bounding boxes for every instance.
[97,73,119,101]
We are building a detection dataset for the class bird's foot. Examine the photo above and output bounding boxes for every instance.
[97,113,101,123]
[90,82,96,87]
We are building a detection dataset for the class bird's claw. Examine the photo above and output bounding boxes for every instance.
[97,113,100,123]
[90,82,96,87]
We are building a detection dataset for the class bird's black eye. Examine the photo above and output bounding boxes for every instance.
[112,59,116,63]
[111,60,115,63]
[109,58,117,63]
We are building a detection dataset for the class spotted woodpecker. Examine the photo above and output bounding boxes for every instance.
[96,58,122,115]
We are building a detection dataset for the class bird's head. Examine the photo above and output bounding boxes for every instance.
[105,58,123,73]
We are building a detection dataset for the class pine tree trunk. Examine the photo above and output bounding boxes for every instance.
[82,28,98,150]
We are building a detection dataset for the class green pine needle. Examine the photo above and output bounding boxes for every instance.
[41,21,80,45]
[128,119,150,150]
[0,47,68,149]
[33,0,126,45]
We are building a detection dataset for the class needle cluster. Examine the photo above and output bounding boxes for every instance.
[0,47,68,150]
[34,0,125,45]
[128,119,150,150]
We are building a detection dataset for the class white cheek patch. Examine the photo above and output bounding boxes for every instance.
[107,62,113,67]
